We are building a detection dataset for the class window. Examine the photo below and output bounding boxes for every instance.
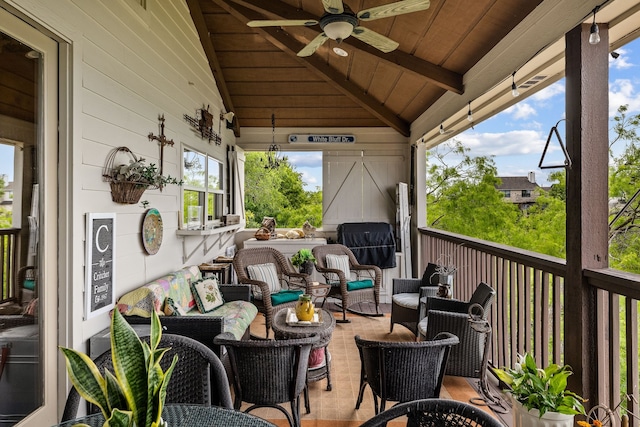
[502,190,511,197]
[182,147,223,228]
[521,190,531,198]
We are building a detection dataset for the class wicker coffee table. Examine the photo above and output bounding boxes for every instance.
[272,308,336,413]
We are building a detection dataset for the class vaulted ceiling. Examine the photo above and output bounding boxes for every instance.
[188,0,639,141]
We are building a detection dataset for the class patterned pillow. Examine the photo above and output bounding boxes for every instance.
[247,262,281,300]
[325,254,351,283]
[162,297,187,316]
[190,278,225,313]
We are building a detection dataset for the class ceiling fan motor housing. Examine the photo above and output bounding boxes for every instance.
[320,12,358,43]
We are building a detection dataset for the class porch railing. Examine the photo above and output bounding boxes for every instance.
[420,227,640,422]
[0,228,20,304]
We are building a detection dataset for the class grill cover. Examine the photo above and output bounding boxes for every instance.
[337,222,396,269]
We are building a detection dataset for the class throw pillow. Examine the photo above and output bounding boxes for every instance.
[420,263,440,287]
[325,254,351,283]
[190,278,225,313]
[162,297,186,316]
[247,262,281,300]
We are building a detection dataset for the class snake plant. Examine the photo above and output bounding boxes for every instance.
[60,309,177,427]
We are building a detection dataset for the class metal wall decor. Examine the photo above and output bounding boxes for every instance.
[148,114,175,183]
[539,119,572,169]
[184,105,221,145]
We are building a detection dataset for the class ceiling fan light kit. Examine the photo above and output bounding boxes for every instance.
[321,13,357,42]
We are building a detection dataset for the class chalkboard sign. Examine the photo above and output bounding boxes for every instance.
[85,213,116,319]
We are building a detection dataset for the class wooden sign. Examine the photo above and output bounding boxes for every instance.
[85,213,116,319]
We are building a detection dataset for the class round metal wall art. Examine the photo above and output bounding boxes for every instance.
[142,208,163,255]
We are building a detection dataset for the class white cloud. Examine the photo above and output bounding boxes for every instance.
[609,79,640,116]
[456,130,548,157]
[531,82,565,102]
[284,152,322,168]
[504,103,538,120]
[610,47,634,70]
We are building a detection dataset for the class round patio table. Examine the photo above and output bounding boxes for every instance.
[272,308,336,413]
[53,404,276,427]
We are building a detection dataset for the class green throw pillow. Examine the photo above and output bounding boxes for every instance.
[347,279,374,291]
[271,289,304,306]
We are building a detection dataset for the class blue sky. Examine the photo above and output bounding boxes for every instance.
[2,39,637,191]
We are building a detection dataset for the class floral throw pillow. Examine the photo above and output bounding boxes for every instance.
[325,254,351,283]
[190,278,225,313]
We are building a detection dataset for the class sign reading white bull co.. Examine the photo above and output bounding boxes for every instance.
[288,134,356,144]
[85,213,116,319]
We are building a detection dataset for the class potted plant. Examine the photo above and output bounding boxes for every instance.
[431,253,457,298]
[59,309,177,427]
[291,248,316,275]
[103,146,182,204]
[492,352,585,427]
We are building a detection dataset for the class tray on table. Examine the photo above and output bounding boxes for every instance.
[285,308,324,326]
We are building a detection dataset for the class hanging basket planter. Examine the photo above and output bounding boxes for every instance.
[109,181,149,204]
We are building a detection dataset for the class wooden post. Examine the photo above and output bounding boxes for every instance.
[564,22,609,408]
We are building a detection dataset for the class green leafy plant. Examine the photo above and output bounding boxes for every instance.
[492,352,585,417]
[291,248,316,267]
[59,310,177,427]
[108,157,182,189]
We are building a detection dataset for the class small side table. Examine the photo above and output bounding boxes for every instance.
[198,263,231,284]
[272,308,336,414]
[307,282,331,305]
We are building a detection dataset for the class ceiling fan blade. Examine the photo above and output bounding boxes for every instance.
[351,27,399,53]
[247,19,318,28]
[357,0,430,21]
[322,0,344,14]
[297,33,329,57]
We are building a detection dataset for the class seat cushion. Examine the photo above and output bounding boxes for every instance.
[271,289,304,306]
[247,262,281,300]
[326,254,351,283]
[194,300,258,340]
[392,292,419,309]
[346,279,373,291]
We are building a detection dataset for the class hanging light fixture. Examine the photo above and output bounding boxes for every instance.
[511,71,520,97]
[439,123,445,135]
[264,113,285,169]
[589,7,600,45]
[467,101,473,122]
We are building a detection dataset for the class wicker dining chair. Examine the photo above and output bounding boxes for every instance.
[359,398,505,427]
[214,332,320,427]
[417,282,496,378]
[61,334,233,422]
[354,333,459,415]
[233,247,311,337]
[390,263,440,336]
[312,244,382,322]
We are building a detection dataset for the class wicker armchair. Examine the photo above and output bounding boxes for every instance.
[390,263,440,336]
[417,282,495,378]
[359,398,505,427]
[233,247,310,337]
[312,244,382,322]
[354,333,459,415]
[214,332,320,427]
[61,334,233,422]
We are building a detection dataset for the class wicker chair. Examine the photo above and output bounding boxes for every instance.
[354,333,459,415]
[312,244,382,322]
[214,332,319,427]
[390,263,440,336]
[61,334,233,422]
[417,282,495,378]
[359,398,505,427]
[233,247,310,337]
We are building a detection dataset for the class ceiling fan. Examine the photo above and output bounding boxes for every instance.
[247,0,430,57]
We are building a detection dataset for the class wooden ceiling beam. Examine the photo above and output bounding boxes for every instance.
[227,0,464,94]
[212,0,410,136]
[187,0,240,136]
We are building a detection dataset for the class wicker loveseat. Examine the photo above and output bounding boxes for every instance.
[116,265,257,355]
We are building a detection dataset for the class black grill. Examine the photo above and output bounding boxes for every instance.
[337,222,396,269]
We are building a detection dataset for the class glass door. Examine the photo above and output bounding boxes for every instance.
[0,7,58,425]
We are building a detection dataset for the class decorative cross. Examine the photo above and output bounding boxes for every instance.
[148,114,175,188]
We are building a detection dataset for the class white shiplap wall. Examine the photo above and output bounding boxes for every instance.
[7,0,234,347]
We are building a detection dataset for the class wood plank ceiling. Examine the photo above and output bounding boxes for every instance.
[189,0,543,137]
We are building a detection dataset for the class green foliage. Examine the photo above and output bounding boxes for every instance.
[291,248,316,266]
[493,353,585,416]
[108,157,182,188]
[244,153,322,228]
[59,310,176,427]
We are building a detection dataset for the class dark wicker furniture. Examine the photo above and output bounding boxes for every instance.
[390,263,440,336]
[214,332,320,427]
[417,282,495,378]
[354,333,459,414]
[312,244,382,322]
[61,334,233,422]
[233,247,310,337]
[359,398,504,427]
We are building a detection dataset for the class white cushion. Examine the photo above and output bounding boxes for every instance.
[392,293,419,309]
[247,262,281,300]
[190,278,224,313]
[325,254,351,283]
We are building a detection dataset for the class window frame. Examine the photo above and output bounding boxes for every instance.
[182,145,224,229]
